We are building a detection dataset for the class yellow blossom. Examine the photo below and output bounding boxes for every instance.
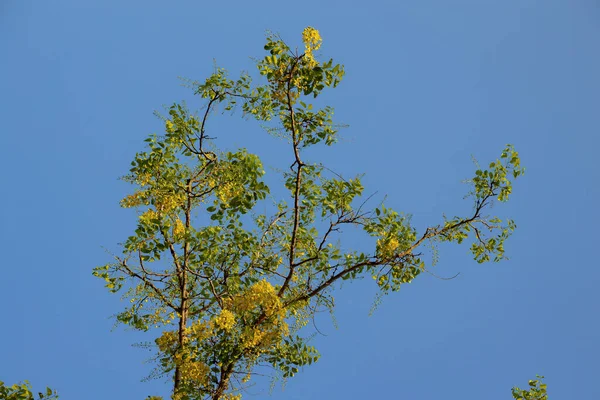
[241,327,266,348]
[302,27,322,67]
[292,76,304,90]
[212,309,236,331]
[216,181,243,207]
[120,191,150,208]
[173,218,185,239]
[174,353,210,385]
[137,173,152,186]
[387,237,399,252]
[377,236,399,257]
[185,320,212,341]
[155,192,185,213]
[139,209,158,224]
[230,279,280,315]
[223,280,290,351]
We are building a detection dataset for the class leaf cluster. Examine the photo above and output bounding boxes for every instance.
[512,376,548,400]
[0,381,57,400]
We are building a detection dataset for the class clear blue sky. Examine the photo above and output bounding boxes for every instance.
[1,1,599,399]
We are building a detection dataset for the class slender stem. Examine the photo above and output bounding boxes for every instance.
[173,179,193,393]
[279,58,302,297]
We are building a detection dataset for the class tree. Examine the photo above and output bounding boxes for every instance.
[93,27,525,400]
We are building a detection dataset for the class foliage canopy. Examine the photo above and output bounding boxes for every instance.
[90,27,525,400]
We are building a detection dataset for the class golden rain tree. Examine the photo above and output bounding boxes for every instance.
[93,27,526,400]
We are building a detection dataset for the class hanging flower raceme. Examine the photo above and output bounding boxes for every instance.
[302,27,322,67]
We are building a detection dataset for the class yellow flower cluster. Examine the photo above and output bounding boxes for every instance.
[241,327,267,348]
[377,237,400,258]
[225,280,290,350]
[153,282,291,393]
[137,173,152,186]
[173,218,185,239]
[292,76,303,89]
[139,209,159,224]
[120,191,149,208]
[155,191,185,213]
[205,173,243,207]
[155,324,215,393]
[302,26,322,67]
[122,189,185,215]
[242,324,288,350]
[176,354,210,385]
[229,280,280,316]
[212,309,236,331]
[217,181,243,207]
[165,120,175,133]
[185,320,212,341]
[124,189,185,216]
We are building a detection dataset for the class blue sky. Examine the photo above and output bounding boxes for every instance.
[1,1,599,399]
